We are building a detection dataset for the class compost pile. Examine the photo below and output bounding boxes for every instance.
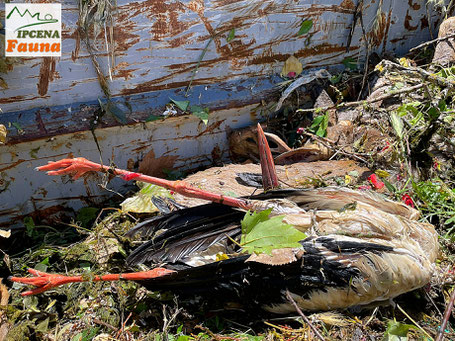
[3,24,455,341]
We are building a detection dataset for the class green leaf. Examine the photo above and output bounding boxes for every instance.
[226,28,235,42]
[106,101,127,124]
[170,98,190,112]
[36,317,50,334]
[190,105,209,125]
[342,57,357,71]
[382,320,414,341]
[121,183,173,213]
[241,208,273,235]
[240,210,307,254]
[76,207,99,228]
[383,178,396,193]
[24,217,35,238]
[309,115,324,130]
[34,263,48,272]
[12,122,24,134]
[390,112,404,139]
[309,113,328,137]
[297,20,313,35]
[146,115,163,122]
[71,327,100,341]
[329,73,342,84]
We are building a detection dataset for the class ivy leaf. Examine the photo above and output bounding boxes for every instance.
[190,105,209,125]
[298,20,313,36]
[226,28,235,42]
[170,98,190,112]
[240,209,307,254]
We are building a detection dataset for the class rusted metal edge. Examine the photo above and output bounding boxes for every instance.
[0,73,284,144]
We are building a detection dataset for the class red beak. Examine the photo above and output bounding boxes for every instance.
[257,123,279,191]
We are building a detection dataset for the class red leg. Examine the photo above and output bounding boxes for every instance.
[10,267,175,296]
[257,124,279,191]
[38,158,253,210]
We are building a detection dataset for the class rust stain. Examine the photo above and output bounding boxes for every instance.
[138,149,179,178]
[113,63,138,81]
[35,111,48,136]
[127,158,136,171]
[195,120,224,138]
[211,144,222,161]
[120,42,351,96]
[0,95,25,104]
[381,8,393,54]
[408,0,421,11]
[420,16,429,29]
[404,12,418,31]
[71,28,81,62]
[0,159,26,172]
[37,57,57,97]
[340,0,356,10]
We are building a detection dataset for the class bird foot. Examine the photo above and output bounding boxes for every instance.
[37,157,104,180]
[10,268,176,296]
[9,268,82,296]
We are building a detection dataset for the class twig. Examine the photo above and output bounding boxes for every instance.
[345,0,362,53]
[185,23,223,97]
[357,0,371,100]
[93,317,117,331]
[297,83,424,113]
[436,287,455,341]
[396,304,434,340]
[409,33,455,52]
[302,130,370,163]
[380,60,455,89]
[285,290,326,341]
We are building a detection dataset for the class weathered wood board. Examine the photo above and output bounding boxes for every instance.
[0,0,448,227]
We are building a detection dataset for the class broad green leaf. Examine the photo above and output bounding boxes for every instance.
[241,210,307,254]
[121,183,173,213]
[298,20,313,35]
[12,122,23,134]
[390,112,404,139]
[342,57,357,71]
[170,98,190,112]
[76,207,99,228]
[176,336,190,341]
[190,105,209,125]
[382,320,414,341]
[227,28,235,42]
[241,208,273,235]
[36,317,50,334]
[309,115,324,130]
[106,101,127,124]
[24,217,35,238]
[309,113,328,137]
[146,115,163,122]
[34,263,48,273]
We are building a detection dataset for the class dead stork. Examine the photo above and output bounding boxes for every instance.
[11,125,438,313]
